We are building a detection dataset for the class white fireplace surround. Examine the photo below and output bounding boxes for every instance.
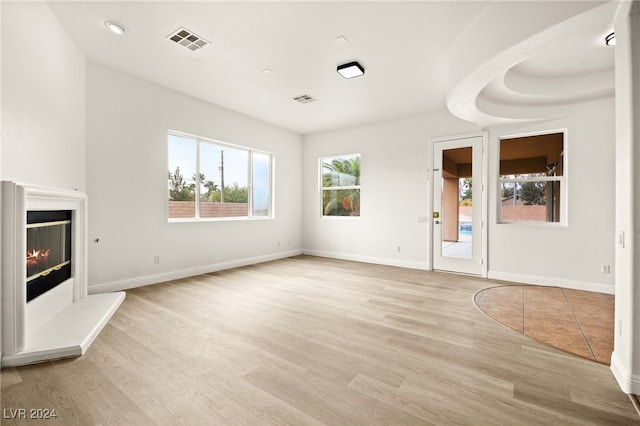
[1,181,124,367]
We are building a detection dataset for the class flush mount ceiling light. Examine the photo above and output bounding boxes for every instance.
[104,20,126,35]
[337,61,365,79]
[605,32,615,46]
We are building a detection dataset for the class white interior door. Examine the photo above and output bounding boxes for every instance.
[432,135,484,275]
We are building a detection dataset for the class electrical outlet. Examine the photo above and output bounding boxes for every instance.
[396,246,401,253]
[154,256,160,264]
[601,264,610,273]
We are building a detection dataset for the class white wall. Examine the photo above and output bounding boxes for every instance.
[487,98,616,294]
[611,0,640,395]
[303,99,616,294]
[1,1,86,365]
[1,1,86,190]
[302,111,479,269]
[85,63,303,291]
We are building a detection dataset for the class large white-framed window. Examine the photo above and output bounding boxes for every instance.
[320,154,361,217]
[498,130,566,224]
[167,131,273,221]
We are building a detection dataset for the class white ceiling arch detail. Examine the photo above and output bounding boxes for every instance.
[447,1,617,126]
[502,68,614,102]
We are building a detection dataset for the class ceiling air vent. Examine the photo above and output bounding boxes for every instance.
[293,94,317,104]
[167,27,209,51]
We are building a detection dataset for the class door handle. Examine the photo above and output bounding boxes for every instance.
[434,220,440,225]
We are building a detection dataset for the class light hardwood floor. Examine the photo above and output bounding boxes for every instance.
[2,255,638,425]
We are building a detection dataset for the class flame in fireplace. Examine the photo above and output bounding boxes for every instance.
[26,249,51,266]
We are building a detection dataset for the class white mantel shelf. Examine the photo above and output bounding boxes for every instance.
[2,292,125,367]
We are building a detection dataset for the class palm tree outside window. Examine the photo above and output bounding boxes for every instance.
[320,154,361,217]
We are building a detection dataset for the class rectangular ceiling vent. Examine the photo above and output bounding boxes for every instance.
[167,27,209,51]
[293,94,317,104]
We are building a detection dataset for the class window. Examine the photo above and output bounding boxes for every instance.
[320,154,360,217]
[168,132,273,220]
[498,132,564,223]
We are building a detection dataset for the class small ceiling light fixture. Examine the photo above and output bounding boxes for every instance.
[605,32,615,46]
[337,61,365,79]
[104,20,126,35]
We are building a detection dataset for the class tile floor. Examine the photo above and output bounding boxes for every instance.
[474,285,615,365]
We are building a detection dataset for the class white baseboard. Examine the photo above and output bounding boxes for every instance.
[487,271,614,294]
[90,251,613,296]
[610,350,640,395]
[301,251,612,295]
[88,249,303,294]
[302,249,429,271]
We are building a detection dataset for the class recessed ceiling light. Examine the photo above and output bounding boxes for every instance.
[605,32,615,46]
[262,68,273,75]
[104,20,126,35]
[337,61,365,79]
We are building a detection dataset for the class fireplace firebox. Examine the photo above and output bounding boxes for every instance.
[26,210,72,302]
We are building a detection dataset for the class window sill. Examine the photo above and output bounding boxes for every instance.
[320,215,361,220]
[497,220,566,227]
[168,216,274,223]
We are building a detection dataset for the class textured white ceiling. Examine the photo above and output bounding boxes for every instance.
[47,1,615,134]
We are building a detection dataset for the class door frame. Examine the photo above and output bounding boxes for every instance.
[429,131,488,277]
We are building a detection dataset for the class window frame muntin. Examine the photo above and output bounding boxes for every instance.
[319,153,361,218]
[497,129,567,226]
[167,130,274,222]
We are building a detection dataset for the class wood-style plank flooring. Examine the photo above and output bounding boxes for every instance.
[2,256,638,425]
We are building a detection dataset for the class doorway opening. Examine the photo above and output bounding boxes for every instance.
[432,132,487,276]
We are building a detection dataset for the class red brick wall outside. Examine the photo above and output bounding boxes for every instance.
[168,201,248,218]
[501,205,546,221]
[168,201,195,218]
[459,205,546,223]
